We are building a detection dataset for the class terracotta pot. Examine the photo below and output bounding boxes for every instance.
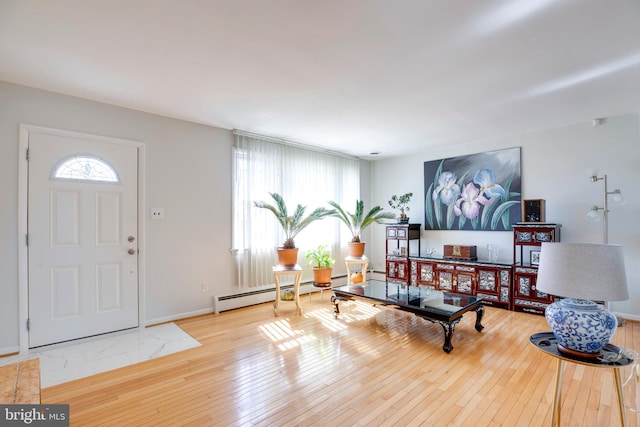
[347,242,366,258]
[312,267,332,285]
[350,272,364,283]
[277,247,299,267]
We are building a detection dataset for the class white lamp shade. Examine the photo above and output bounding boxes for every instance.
[610,191,627,205]
[585,207,601,221]
[536,242,628,301]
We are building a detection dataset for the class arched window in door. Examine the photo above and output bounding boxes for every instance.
[52,155,120,183]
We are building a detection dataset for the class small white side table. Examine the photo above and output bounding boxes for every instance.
[345,256,368,284]
[272,265,303,316]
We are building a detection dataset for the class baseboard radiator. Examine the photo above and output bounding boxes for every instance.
[213,275,350,314]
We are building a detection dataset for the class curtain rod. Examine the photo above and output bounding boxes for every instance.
[232,129,360,161]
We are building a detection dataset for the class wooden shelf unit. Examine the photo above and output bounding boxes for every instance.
[385,224,420,284]
[512,223,561,314]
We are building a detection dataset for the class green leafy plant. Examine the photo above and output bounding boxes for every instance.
[305,244,336,269]
[254,193,335,248]
[388,192,413,218]
[328,200,395,243]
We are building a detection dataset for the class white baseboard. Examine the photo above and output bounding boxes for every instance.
[616,312,640,322]
[144,275,359,324]
[0,346,20,358]
[145,308,215,326]
[213,277,351,314]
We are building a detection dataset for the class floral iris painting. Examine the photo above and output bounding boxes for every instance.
[424,147,521,231]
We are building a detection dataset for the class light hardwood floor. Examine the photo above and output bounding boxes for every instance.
[42,295,639,426]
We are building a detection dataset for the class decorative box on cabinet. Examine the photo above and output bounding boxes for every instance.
[386,224,420,283]
[410,257,512,310]
[512,223,561,314]
[443,245,477,261]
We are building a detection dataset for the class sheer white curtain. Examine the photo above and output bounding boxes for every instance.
[232,132,360,288]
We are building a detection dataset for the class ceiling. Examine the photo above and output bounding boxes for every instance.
[1,0,639,159]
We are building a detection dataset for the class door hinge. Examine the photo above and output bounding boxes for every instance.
[26,318,30,331]
[26,234,29,246]
[26,148,29,161]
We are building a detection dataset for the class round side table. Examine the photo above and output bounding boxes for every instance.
[530,332,635,426]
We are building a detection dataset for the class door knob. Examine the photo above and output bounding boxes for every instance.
[128,236,136,242]
[128,249,136,255]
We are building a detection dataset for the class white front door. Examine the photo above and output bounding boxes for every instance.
[27,130,139,348]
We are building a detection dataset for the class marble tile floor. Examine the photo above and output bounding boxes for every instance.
[0,323,201,388]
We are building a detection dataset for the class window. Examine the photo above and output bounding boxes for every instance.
[232,132,359,288]
[52,155,119,183]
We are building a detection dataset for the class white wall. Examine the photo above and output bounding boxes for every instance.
[0,81,235,353]
[370,113,640,319]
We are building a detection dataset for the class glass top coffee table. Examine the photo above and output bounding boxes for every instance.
[331,280,485,353]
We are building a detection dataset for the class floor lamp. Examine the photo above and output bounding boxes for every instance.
[586,173,625,244]
[586,173,626,314]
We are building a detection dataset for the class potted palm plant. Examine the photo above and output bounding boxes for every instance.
[328,199,395,258]
[254,193,334,267]
[305,244,335,285]
[388,192,413,223]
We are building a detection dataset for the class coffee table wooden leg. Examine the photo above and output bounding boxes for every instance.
[474,305,485,332]
[430,318,461,353]
[331,295,353,318]
[442,322,455,353]
[331,295,341,318]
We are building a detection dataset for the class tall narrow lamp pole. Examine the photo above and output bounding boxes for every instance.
[587,173,626,314]
[590,174,609,244]
[588,174,624,244]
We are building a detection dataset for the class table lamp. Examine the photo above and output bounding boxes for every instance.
[536,242,628,358]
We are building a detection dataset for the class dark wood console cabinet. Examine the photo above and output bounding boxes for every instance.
[384,224,562,314]
[410,258,512,310]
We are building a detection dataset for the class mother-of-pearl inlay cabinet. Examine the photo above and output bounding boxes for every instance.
[385,223,561,313]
